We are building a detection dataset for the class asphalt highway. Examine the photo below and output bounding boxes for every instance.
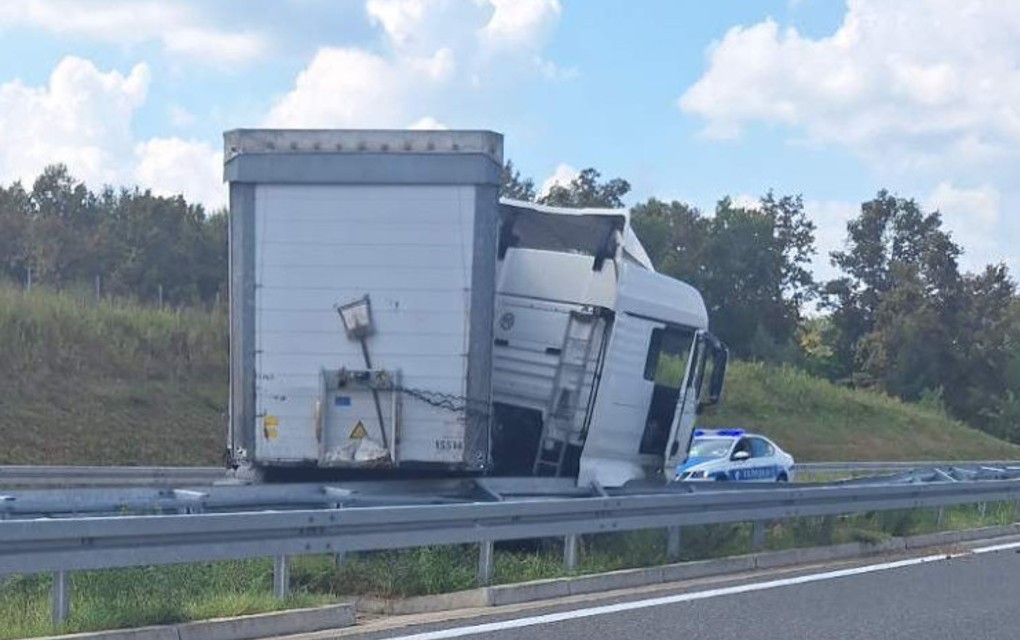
[338,540,1020,640]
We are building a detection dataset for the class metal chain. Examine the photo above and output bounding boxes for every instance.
[367,379,490,418]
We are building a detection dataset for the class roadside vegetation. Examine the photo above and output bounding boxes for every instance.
[700,362,1020,461]
[0,284,226,465]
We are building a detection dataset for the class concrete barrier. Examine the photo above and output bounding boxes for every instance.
[358,590,489,615]
[32,604,356,640]
[566,566,664,596]
[34,628,180,640]
[486,578,571,606]
[177,605,354,640]
[660,555,756,582]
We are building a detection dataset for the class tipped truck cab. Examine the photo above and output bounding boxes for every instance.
[492,200,728,486]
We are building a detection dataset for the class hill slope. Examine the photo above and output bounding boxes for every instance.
[1,286,1016,465]
[700,361,1020,461]
[0,286,226,465]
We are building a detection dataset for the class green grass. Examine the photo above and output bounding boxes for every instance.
[0,284,226,465]
[0,562,330,640]
[700,361,1020,462]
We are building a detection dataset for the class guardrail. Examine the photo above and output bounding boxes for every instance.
[4,477,1020,624]
[0,465,226,487]
[4,461,1020,488]
[796,461,1020,474]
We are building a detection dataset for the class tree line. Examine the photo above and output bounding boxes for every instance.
[1,163,1017,443]
[0,165,226,307]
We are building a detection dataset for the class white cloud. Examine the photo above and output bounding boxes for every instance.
[169,105,196,128]
[266,0,565,128]
[162,27,266,65]
[0,56,149,187]
[0,0,267,65]
[925,182,1002,271]
[682,1,1019,276]
[264,47,413,128]
[134,138,224,211]
[366,0,427,47]
[730,194,761,210]
[540,163,578,197]
[408,116,448,130]
[679,1,1020,171]
[0,56,225,211]
[804,199,858,282]
[481,0,562,51]
[926,182,1000,228]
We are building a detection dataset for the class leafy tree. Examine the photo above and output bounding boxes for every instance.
[825,190,1020,441]
[539,168,630,208]
[0,165,227,307]
[947,265,1017,438]
[27,164,102,286]
[630,198,707,277]
[631,194,816,360]
[500,160,536,201]
[101,189,218,305]
[824,190,962,381]
[0,181,31,281]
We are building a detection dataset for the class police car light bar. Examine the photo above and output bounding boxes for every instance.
[716,429,745,437]
[693,428,746,438]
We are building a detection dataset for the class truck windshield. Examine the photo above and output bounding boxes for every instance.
[500,207,623,257]
[688,438,734,459]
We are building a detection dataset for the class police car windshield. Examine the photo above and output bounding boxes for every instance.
[688,438,733,459]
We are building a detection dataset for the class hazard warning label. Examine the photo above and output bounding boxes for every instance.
[349,421,368,439]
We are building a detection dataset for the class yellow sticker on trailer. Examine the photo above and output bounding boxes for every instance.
[350,421,368,439]
[263,415,279,440]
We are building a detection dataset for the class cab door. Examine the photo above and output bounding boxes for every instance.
[639,325,699,465]
[660,330,707,468]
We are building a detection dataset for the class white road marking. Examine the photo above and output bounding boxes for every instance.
[970,539,1020,555]
[386,540,1020,640]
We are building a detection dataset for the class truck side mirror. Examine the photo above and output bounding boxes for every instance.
[697,333,728,413]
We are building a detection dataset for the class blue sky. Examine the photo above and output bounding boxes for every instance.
[0,0,1016,279]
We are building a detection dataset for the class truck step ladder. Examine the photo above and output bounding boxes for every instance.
[534,311,600,476]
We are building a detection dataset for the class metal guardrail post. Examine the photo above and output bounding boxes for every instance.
[666,526,682,561]
[52,570,71,625]
[478,540,494,586]
[272,555,290,599]
[751,522,767,552]
[936,507,945,527]
[564,534,579,571]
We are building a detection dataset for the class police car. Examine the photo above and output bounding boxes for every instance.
[674,429,795,482]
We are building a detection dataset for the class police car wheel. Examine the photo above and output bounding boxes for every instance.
[776,473,789,482]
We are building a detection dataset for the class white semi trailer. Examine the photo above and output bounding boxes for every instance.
[224,129,727,487]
